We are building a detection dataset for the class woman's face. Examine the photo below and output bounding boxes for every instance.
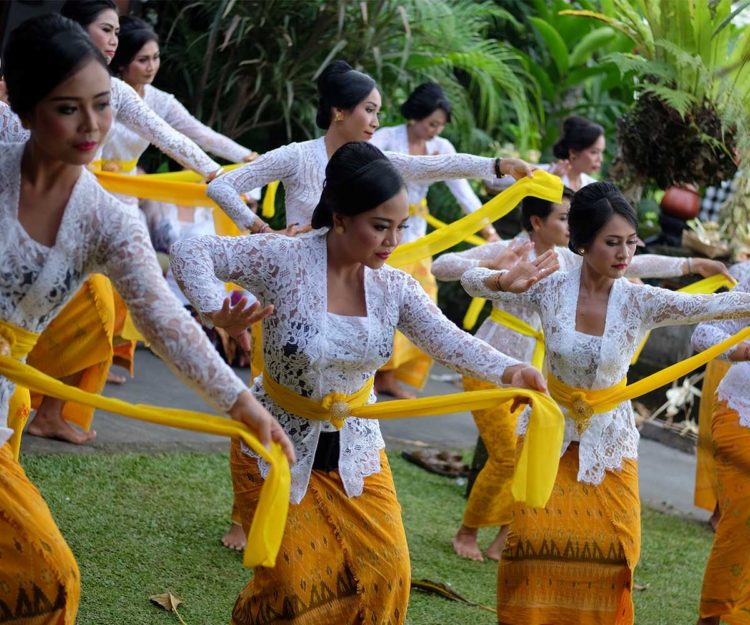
[533,200,570,247]
[336,88,381,142]
[581,213,638,279]
[570,134,605,175]
[25,59,112,166]
[333,188,410,269]
[86,9,120,63]
[122,40,160,87]
[410,108,448,142]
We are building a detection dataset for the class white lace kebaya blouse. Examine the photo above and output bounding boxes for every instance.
[206,136,498,232]
[432,233,688,362]
[170,228,522,503]
[0,77,220,177]
[692,262,750,428]
[0,143,246,448]
[370,124,482,243]
[461,264,750,485]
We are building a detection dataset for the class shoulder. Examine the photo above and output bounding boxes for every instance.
[0,143,24,193]
[143,84,174,109]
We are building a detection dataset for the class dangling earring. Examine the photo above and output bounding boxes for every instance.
[334,111,344,122]
[578,248,585,254]
[334,226,344,234]
[408,119,415,126]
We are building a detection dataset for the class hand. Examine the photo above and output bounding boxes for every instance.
[208,296,274,352]
[729,342,750,362]
[272,223,311,237]
[206,167,224,182]
[549,159,570,178]
[501,364,548,411]
[500,157,535,180]
[481,239,533,271]
[480,225,500,242]
[689,258,734,281]
[229,391,296,464]
[494,249,559,293]
[243,151,259,163]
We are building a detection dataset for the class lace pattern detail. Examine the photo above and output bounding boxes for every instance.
[0,144,246,447]
[207,136,495,231]
[0,102,29,143]
[462,263,750,484]
[170,228,520,502]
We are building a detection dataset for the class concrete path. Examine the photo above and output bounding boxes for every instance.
[20,348,710,523]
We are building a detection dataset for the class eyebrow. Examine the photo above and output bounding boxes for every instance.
[365,101,380,107]
[604,233,638,239]
[49,91,111,102]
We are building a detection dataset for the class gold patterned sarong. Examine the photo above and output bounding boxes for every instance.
[230,442,409,625]
[498,443,640,625]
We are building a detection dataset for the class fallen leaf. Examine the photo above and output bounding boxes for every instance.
[411,579,496,613]
[150,592,187,624]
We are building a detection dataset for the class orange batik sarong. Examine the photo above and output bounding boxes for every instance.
[26,274,117,433]
[699,402,750,625]
[462,377,520,528]
[498,443,640,625]
[378,257,436,390]
[229,440,410,625]
[0,443,80,624]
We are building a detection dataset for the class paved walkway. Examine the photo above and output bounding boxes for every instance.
[20,348,710,523]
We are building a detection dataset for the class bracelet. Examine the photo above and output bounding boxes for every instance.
[494,158,503,178]
[494,271,506,292]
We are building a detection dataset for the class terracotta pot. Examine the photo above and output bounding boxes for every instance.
[660,185,701,220]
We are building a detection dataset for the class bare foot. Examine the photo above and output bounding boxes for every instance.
[221,522,246,552]
[106,371,127,385]
[485,525,510,561]
[374,370,416,400]
[28,410,96,445]
[452,525,483,561]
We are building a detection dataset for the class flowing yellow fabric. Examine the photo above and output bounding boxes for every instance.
[96,171,223,208]
[631,274,737,364]
[0,321,41,460]
[490,308,545,370]
[0,325,289,569]
[388,170,563,268]
[409,199,486,247]
[463,296,489,330]
[140,162,244,182]
[261,180,279,219]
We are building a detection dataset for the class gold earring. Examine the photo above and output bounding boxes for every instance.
[334,112,344,122]
[578,248,585,254]
[334,226,344,234]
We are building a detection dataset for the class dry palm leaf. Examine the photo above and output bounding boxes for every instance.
[411,579,496,613]
[150,592,188,625]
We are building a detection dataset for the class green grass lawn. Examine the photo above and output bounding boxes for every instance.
[23,451,713,624]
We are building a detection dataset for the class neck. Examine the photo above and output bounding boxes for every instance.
[21,141,80,191]
[131,82,146,98]
[528,231,554,256]
[324,129,350,159]
[406,124,425,147]
[326,231,363,279]
[579,261,613,296]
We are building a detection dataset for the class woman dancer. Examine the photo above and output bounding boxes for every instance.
[9,0,233,446]
[434,190,731,561]
[692,264,750,625]
[0,15,293,624]
[369,82,497,398]
[460,182,750,624]
[206,58,534,549]
[171,141,553,625]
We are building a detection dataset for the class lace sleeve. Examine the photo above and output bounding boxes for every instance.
[97,201,246,412]
[111,79,220,178]
[385,151,495,184]
[642,283,750,330]
[626,254,686,278]
[691,275,750,358]
[396,272,520,385]
[0,102,29,143]
[432,240,510,281]
[435,139,482,212]
[160,91,253,163]
[460,266,543,312]
[207,144,300,230]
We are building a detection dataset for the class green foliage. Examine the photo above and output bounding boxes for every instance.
[148,0,539,155]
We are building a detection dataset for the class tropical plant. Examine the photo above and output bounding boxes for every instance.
[563,0,750,200]
[146,0,540,155]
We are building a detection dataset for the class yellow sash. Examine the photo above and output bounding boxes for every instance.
[548,374,628,434]
[409,198,429,218]
[262,369,374,430]
[261,180,279,219]
[0,321,289,569]
[0,321,41,459]
[388,170,562,268]
[490,309,545,371]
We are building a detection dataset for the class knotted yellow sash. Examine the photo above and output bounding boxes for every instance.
[548,374,628,435]
[388,170,562,268]
[0,321,41,459]
[0,321,289,569]
[490,309,546,371]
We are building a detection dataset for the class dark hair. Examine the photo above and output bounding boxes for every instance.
[111,16,158,77]
[60,0,117,28]
[521,186,575,232]
[400,82,452,122]
[311,142,405,229]
[552,115,604,160]
[568,182,638,254]
[4,14,108,116]
[315,60,376,129]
